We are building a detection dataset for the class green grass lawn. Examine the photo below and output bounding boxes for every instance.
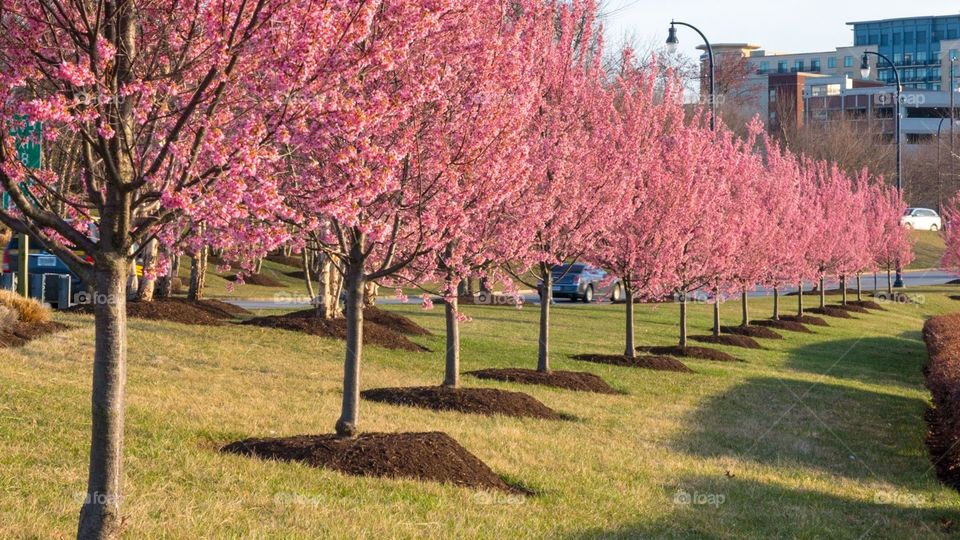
[177,255,309,299]
[908,230,946,270]
[2,288,960,538]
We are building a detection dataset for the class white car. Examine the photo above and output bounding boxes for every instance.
[901,208,943,231]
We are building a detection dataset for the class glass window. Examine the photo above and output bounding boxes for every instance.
[894,53,903,63]
[778,61,787,73]
[904,31,914,43]
[828,57,837,69]
[844,55,854,68]
[769,88,777,102]
[917,31,927,43]
[917,51,928,62]
[794,60,804,71]
[880,34,889,46]
[893,33,902,45]
[811,58,821,71]
[759,61,769,74]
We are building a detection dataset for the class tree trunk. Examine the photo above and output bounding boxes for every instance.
[125,258,138,299]
[740,289,749,327]
[136,238,159,301]
[302,250,316,303]
[362,281,378,307]
[840,275,847,305]
[798,282,804,317]
[712,287,721,337]
[253,256,263,275]
[624,280,635,358]
[679,291,688,348]
[443,295,460,388]
[819,277,826,309]
[773,287,780,320]
[335,240,365,438]
[887,268,893,295]
[77,257,128,540]
[187,247,208,302]
[537,266,552,373]
[155,252,179,299]
[315,252,342,320]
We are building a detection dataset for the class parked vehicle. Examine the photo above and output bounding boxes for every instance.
[901,208,942,231]
[2,236,84,307]
[538,263,623,303]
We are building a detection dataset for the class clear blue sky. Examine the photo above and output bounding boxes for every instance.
[602,0,960,59]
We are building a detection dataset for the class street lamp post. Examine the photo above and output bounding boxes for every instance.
[861,51,905,288]
[939,116,949,216]
[666,21,716,132]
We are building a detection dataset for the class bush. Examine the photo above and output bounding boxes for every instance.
[0,305,18,331]
[0,290,51,324]
[922,313,960,490]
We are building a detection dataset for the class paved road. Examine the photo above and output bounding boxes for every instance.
[227,269,959,311]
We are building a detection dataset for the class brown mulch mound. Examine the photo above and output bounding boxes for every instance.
[242,310,428,352]
[0,321,69,348]
[808,306,856,319]
[266,255,304,269]
[720,325,784,340]
[951,296,960,302]
[221,431,524,494]
[946,279,960,285]
[285,270,307,280]
[752,319,813,334]
[226,273,285,288]
[466,368,617,394]
[779,314,830,327]
[365,307,432,336]
[360,386,561,420]
[691,334,762,349]
[66,297,247,326]
[832,303,871,314]
[921,313,960,491]
[571,353,692,373]
[638,346,740,362]
[848,300,886,311]
[786,288,859,296]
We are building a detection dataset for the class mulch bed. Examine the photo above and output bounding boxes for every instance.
[571,354,692,373]
[946,279,960,285]
[752,319,813,334]
[848,300,886,311]
[786,288,858,296]
[360,386,561,419]
[226,273,285,288]
[0,321,69,348]
[242,309,428,352]
[365,307,432,336]
[720,325,784,340]
[466,368,616,393]
[778,314,829,327]
[637,346,740,362]
[221,431,524,494]
[266,255,304,269]
[66,297,250,326]
[285,270,307,280]
[832,303,871,314]
[950,295,960,301]
[691,334,761,349]
[808,306,856,319]
[921,314,960,492]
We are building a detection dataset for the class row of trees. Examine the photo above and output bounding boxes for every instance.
[0,1,912,538]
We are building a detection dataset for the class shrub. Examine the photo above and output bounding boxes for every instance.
[0,305,17,331]
[0,290,51,324]
[922,313,960,491]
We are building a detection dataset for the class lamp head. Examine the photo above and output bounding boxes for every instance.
[666,24,679,54]
[860,55,871,79]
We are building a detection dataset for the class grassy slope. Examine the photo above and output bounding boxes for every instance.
[2,289,960,538]
[177,256,308,299]
[908,231,946,270]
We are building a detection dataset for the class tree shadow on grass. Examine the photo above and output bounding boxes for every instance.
[669,375,930,489]
[785,336,927,390]
[566,474,959,539]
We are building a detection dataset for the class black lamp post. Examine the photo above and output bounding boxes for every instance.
[861,51,905,288]
[666,21,715,131]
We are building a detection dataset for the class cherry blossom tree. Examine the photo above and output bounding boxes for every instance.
[0,2,381,536]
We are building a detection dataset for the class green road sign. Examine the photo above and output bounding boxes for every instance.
[3,118,41,211]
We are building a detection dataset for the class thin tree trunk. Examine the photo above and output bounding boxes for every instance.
[537,265,552,373]
[679,291,688,348]
[363,281,378,307]
[187,247,208,302]
[302,249,315,304]
[624,280,635,358]
[773,287,780,320]
[155,252,179,299]
[741,288,749,327]
[887,268,893,295]
[443,295,460,387]
[840,275,847,305]
[712,287,721,337]
[856,274,863,302]
[77,257,128,540]
[819,277,826,309]
[335,240,364,438]
[136,238,159,301]
[798,282,804,317]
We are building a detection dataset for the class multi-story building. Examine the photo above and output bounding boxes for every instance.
[849,15,960,91]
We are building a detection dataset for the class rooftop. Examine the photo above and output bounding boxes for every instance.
[846,14,960,26]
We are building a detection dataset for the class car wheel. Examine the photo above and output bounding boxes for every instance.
[931,224,940,232]
[904,223,913,230]
[611,283,623,302]
[582,285,594,303]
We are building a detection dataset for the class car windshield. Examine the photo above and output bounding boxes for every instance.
[904,209,915,216]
